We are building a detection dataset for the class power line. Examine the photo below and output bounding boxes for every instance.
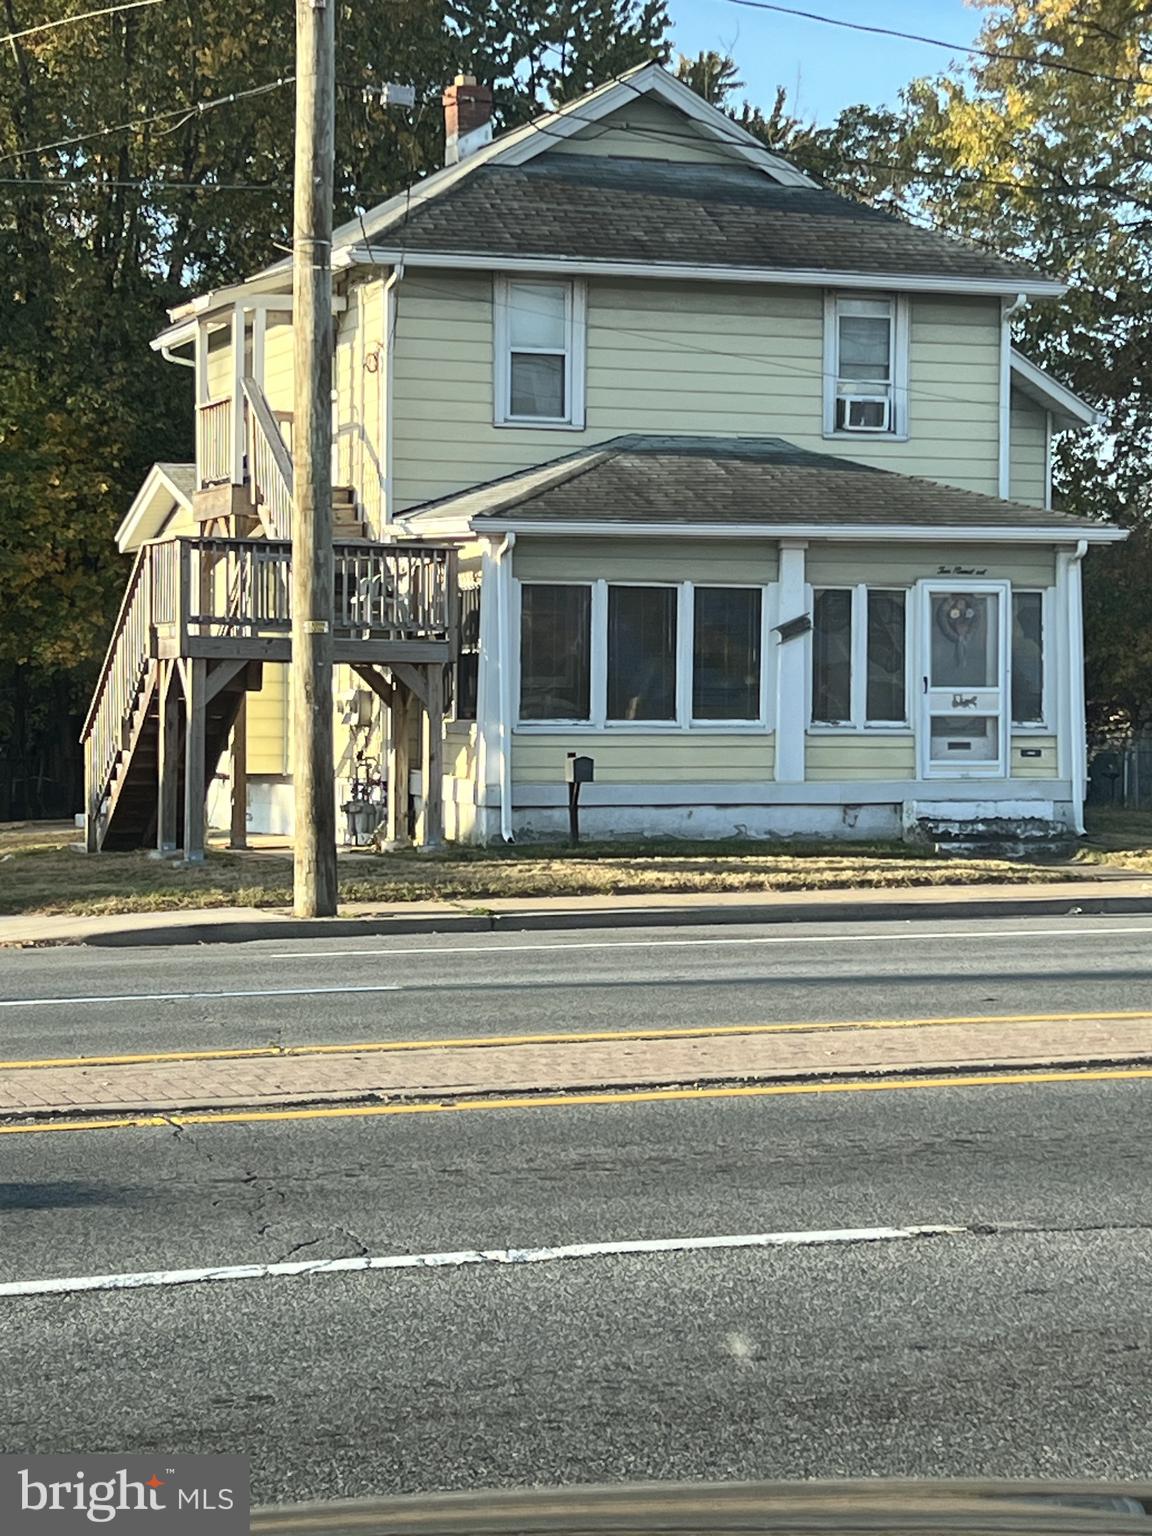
[709,0,1151,90]
[0,76,293,165]
[0,0,161,48]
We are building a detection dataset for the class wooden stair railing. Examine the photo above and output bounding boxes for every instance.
[242,374,293,540]
[80,545,155,849]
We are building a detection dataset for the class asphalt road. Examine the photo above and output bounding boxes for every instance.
[1,913,1151,1060]
[3,1076,1152,1497]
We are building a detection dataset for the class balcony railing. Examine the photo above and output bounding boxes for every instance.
[196,396,233,485]
[149,536,458,655]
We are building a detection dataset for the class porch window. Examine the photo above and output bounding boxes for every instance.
[607,586,677,721]
[812,587,908,727]
[495,277,586,427]
[825,294,907,436]
[693,588,762,721]
[1011,590,1045,724]
[519,584,591,720]
[449,582,481,722]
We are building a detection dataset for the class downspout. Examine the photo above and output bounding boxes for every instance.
[998,293,1027,498]
[496,532,516,843]
[379,262,404,524]
[1068,537,1089,834]
[160,345,195,369]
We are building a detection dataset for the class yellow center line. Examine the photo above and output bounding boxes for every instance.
[2,1008,1151,1072]
[3,1064,1152,1135]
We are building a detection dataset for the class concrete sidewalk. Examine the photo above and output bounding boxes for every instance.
[3,1011,1151,1121]
[4,874,1152,949]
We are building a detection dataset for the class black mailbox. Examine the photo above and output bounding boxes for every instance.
[565,753,595,784]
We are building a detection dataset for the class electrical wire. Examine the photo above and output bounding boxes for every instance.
[0,76,293,165]
[0,0,161,48]
[708,0,1151,91]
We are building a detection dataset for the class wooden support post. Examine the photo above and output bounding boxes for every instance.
[84,736,98,853]
[230,694,248,850]
[183,656,208,862]
[417,664,445,849]
[384,678,411,847]
[157,659,181,853]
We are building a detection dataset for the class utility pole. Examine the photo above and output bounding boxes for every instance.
[290,0,338,916]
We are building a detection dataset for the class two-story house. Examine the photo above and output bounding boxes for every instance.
[86,63,1122,855]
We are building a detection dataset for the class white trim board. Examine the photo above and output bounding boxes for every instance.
[339,246,1067,300]
[502,779,1071,808]
[471,519,1125,545]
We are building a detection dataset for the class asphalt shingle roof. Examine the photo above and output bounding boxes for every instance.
[410,435,1105,532]
[387,157,1046,284]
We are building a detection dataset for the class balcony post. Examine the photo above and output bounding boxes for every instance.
[418,663,446,849]
[384,675,411,847]
[229,695,248,849]
[157,658,181,853]
[182,656,208,862]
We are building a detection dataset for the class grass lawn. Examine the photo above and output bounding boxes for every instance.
[2,815,1131,919]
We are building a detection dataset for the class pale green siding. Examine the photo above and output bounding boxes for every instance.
[513,537,778,584]
[247,662,288,775]
[390,274,1006,510]
[541,96,739,164]
[446,723,478,779]
[806,734,916,781]
[806,541,1057,587]
[1010,389,1048,508]
[513,732,775,783]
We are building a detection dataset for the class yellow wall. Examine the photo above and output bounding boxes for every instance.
[1009,389,1047,508]
[806,541,1057,587]
[390,273,1004,509]
[263,314,294,415]
[446,723,477,779]
[246,662,288,774]
[806,734,916,781]
[205,324,232,400]
[513,732,774,783]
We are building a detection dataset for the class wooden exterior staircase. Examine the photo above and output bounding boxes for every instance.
[82,535,459,858]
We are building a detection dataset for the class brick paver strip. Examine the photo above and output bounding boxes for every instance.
[1,1015,1151,1117]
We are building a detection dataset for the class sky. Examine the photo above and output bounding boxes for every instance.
[665,0,986,125]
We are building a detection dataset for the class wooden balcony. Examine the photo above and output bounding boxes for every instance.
[148,536,458,664]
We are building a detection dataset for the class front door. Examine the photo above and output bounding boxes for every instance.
[918,582,1009,778]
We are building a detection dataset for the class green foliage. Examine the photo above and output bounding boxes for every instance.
[0,0,669,813]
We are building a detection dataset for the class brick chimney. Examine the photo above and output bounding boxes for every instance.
[443,74,493,166]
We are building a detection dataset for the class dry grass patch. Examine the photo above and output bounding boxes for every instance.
[0,819,1081,918]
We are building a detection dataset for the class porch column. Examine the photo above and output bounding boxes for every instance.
[229,695,248,850]
[182,657,208,862]
[384,675,412,846]
[230,302,245,486]
[773,538,808,783]
[157,659,182,853]
[417,663,446,849]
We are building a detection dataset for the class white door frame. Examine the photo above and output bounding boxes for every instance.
[917,579,1010,779]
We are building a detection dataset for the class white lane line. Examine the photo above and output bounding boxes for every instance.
[0,1224,964,1300]
[0,984,401,1010]
[269,924,1152,961]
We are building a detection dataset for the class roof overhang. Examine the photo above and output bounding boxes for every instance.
[1010,350,1101,430]
[339,245,1066,299]
[482,520,1126,543]
[115,463,195,553]
[399,513,1126,545]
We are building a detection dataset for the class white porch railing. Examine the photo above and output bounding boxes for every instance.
[196,396,233,485]
[242,376,293,539]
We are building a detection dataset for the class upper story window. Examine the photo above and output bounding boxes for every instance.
[824,294,909,438]
[494,277,586,429]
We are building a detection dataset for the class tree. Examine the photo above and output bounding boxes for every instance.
[0,0,670,816]
[809,1,1152,730]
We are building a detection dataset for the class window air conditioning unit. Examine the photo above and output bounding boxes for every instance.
[838,394,892,432]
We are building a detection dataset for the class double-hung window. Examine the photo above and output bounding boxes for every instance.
[811,587,908,727]
[1011,590,1046,726]
[517,581,766,727]
[494,277,586,427]
[825,294,907,436]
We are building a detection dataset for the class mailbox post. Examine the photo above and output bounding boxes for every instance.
[564,752,594,845]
